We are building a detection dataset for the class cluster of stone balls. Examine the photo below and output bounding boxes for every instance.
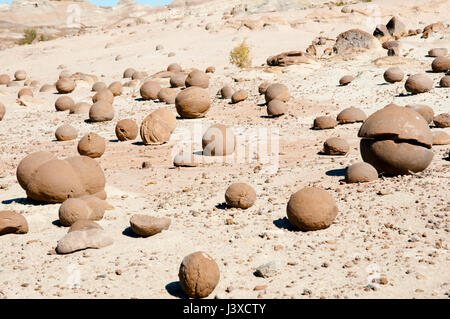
[0,52,449,299]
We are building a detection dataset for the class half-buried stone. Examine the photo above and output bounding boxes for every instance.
[0,210,28,235]
[129,214,171,237]
[345,162,378,183]
[323,137,349,155]
[336,107,367,124]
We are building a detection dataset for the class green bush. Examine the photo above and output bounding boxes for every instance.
[229,41,252,68]
[18,28,37,45]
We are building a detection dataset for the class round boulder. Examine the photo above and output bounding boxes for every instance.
[286,187,338,231]
[336,107,367,124]
[89,101,114,122]
[225,183,256,209]
[55,124,77,141]
[323,137,349,155]
[345,162,378,183]
[178,251,220,299]
[175,87,210,119]
[405,74,433,94]
[115,119,138,141]
[77,133,106,158]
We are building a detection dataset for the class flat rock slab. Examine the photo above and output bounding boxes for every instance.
[56,228,113,254]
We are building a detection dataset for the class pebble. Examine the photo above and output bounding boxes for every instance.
[255,260,282,278]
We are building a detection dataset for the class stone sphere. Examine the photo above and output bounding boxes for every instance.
[0,74,11,85]
[157,88,177,104]
[170,73,187,88]
[313,116,338,129]
[431,56,450,73]
[175,87,210,119]
[323,137,349,155]
[140,108,177,144]
[405,74,433,94]
[339,75,354,86]
[178,251,220,299]
[383,67,404,83]
[265,83,290,103]
[89,101,114,122]
[440,76,450,87]
[140,81,161,100]
[18,88,33,98]
[167,63,182,72]
[231,90,248,103]
[55,124,78,141]
[202,124,236,156]
[14,70,27,81]
[428,48,448,57]
[185,69,209,88]
[433,113,450,128]
[123,68,136,78]
[258,82,271,95]
[108,81,123,96]
[55,96,75,112]
[92,88,114,104]
[286,187,338,231]
[220,86,234,99]
[92,82,106,92]
[225,183,256,209]
[336,107,367,124]
[77,133,106,158]
[115,119,138,141]
[345,162,378,183]
[70,102,91,114]
[56,78,76,94]
[358,105,433,175]
[267,99,286,117]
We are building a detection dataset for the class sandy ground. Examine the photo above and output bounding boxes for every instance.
[0,0,449,299]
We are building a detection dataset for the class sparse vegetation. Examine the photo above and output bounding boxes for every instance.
[135,17,146,25]
[229,40,252,68]
[17,28,37,45]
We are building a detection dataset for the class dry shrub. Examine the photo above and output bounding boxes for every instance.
[230,41,252,68]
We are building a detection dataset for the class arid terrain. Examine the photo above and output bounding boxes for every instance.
[0,0,449,299]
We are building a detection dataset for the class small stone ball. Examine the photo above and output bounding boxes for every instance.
[286,187,338,231]
[345,162,378,183]
[89,101,114,122]
[123,68,136,78]
[92,82,107,92]
[231,90,248,103]
[225,183,256,209]
[92,88,114,104]
[0,74,11,85]
[323,137,349,155]
[55,96,75,112]
[185,69,209,88]
[265,83,290,103]
[108,81,123,96]
[56,78,76,94]
[220,86,234,99]
[178,251,220,299]
[18,88,33,99]
[70,102,91,114]
[267,99,286,117]
[167,63,182,72]
[157,88,177,104]
[431,56,450,73]
[336,107,367,124]
[339,75,354,86]
[440,75,450,87]
[313,116,338,129]
[258,82,271,95]
[428,48,448,57]
[55,124,78,141]
[14,70,27,81]
[77,133,106,158]
[140,81,161,100]
[383,67,404,83]
[170,73,187,88]
[405,74,433,94]
[115,119,138,141]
